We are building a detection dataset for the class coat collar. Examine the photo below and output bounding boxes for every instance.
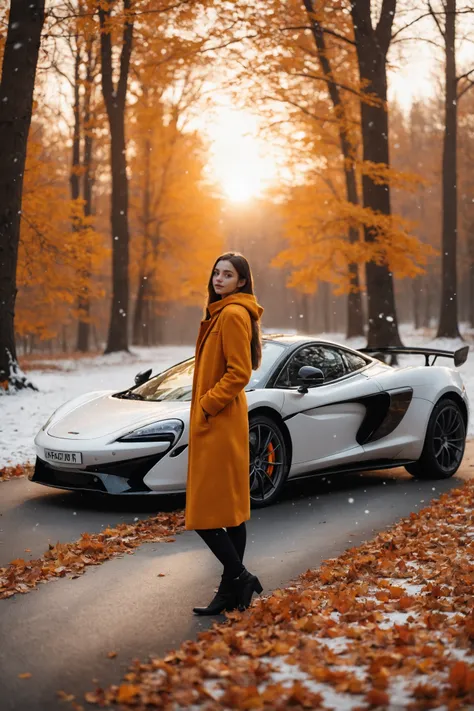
[208,293,264,320]
[195,294,263,364]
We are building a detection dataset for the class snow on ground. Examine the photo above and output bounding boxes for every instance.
[1,324,473,468]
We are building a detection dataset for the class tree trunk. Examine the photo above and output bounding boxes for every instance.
[133,275,153,346]
[304,0,364,338]
[469,263,474,329]
[321,281,331,332]
[468,234,474,328]
[351,0,402,348]
[69,37,88,353]
[133,136,152,346]
[437,0,460,337]
[105,114,130,353]
[133,275,145,345]
[299,292,311,334]
[346,232,364,338]
[422,275,431,328]
[61,325,68,353]
[99,2,133,354]
[0,0,44,389]
[76,38,95,353]
[344,160,365,337]
[412,277,421,330]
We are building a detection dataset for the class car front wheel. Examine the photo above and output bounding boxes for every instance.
[249,414,289,508]
[405,398,466,480]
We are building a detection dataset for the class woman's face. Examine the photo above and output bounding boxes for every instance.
[212,260,246,298]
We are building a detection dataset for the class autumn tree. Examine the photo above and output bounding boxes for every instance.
[422,0,474,337]
[15,116,107,352]
[302,0,364,338]
[128,69,223,344]
[98,0,133,354]
[78,35,98,352]
[97,0,220,353]
[458,90,474,326]
[224,0,366,337]
[0,0,45,389]
[349,0,404,347]
[67,5,100,352]
[222,1,429,344]
[389,100,440,329]
[431,0,459,337]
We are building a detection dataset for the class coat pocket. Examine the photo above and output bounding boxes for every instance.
[199,402,210,424]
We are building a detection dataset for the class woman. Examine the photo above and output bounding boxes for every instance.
[186,252,264,615]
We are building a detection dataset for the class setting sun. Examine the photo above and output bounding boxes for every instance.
[219,165,269,203]
[206,106,279,203]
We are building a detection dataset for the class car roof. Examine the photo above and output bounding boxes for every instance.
[263,334,352,349]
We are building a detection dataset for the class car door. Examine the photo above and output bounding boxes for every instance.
[277,344,381,474]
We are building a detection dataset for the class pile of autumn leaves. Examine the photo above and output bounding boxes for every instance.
[0,464,31,482]
[84,483,474,711]
[0,512,185,600]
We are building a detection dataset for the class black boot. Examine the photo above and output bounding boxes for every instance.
[233,568,263,610]
[193,576,238,616]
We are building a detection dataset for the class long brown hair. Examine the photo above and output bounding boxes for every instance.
[206,252,262,370]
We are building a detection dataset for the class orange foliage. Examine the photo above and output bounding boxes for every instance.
[273,179,433,294]
[227,0,433,296]
[128,38,223,317]
[15,124,107,342]
[12,0,222,348]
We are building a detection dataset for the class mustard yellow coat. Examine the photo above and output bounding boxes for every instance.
[185,293,264,530]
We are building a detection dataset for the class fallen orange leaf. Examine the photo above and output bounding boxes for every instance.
[57,690,75,701]
[366,688,389,706]
[116,684,141,703]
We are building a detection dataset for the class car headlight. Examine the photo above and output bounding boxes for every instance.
[118,419,184,444]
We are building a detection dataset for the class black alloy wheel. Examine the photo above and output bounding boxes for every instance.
[248,414,289,508]
[406,398,466,480]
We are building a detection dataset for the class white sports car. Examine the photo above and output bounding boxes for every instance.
[31,336,469,507]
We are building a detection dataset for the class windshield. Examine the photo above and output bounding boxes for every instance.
[121,341,286,402]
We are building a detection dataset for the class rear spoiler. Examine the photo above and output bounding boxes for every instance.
[360,345,469,367]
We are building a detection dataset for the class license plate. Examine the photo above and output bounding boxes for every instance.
[44,449,83,465]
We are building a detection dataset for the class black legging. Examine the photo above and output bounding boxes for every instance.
[196,522,247,579]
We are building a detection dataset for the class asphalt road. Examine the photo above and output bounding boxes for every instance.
[1,452,473,711]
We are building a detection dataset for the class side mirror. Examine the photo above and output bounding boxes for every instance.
[134,368,152,386]
[297,366,324,393]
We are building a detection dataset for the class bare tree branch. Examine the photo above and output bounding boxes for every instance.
[391,35,444,51]
[428,0,446,38]
[457,66,474,83]
[458,77,474,99]
[279,24,356,46]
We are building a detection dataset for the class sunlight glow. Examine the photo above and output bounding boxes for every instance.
[206,107,279,203]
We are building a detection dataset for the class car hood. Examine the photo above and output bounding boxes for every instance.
[48,394,190,440]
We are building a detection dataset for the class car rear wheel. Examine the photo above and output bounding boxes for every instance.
[405,398,466,480]
[249,414,289,508]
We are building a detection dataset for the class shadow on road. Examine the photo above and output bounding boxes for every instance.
[25,465,462,517]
